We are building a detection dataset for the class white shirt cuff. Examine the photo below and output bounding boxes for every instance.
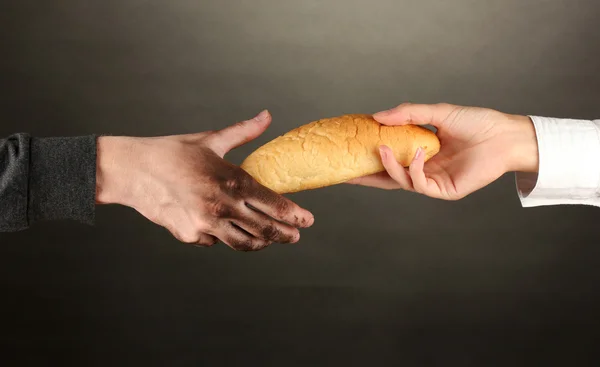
[515,116,600,207]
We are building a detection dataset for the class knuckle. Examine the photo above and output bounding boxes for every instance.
[192,217,209,232]
[438,102,458,116]
[207,201,232,218]
[202,130,225,146]
[232,121,247,130]
[177,232,199,244]
[198,216,219,235]
[196,130,216,142]
[232,239,254,252]
[230,238,269,252]
[225,177,243,192]
[223,174,252,193]
[273,199,291,218]
[260,224,281,242]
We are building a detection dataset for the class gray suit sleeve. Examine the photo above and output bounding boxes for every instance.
[0,133,97,232]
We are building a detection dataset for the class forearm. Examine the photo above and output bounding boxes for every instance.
[0,134,97,232]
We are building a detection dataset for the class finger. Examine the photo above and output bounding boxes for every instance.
[345,172,402,190]
[245,184,314,229]
[373,102,456,128]
[162,222,202,245]
[209,110,272,157]
[232,205,300,244]
[194,233,219,247]
[408,147,438,197]
[379,145,414,191]
[219,222,270,252]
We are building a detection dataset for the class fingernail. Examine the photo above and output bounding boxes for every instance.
[379,146,387,159]
[300,214,314,227]
[414,147,423,160]
[292,232,300,243]
[255,109,269,121]
[374,109,393,117]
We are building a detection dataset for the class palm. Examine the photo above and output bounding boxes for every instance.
[423,132,505,200]
[349,104,510,200]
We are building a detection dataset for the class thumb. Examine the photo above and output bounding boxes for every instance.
[210,110,271,157]
[373,102,456,128]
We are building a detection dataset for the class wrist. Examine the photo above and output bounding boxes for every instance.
[95,136,137,206]
[500,114,539,173]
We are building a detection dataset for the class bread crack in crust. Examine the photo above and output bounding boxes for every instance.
[240,114,440,194]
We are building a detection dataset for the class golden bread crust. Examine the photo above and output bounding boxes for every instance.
[240,114,440,194]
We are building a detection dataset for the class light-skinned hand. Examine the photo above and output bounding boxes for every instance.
[347,103,539,200]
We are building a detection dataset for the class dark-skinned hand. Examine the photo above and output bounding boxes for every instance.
[96,110,314,251]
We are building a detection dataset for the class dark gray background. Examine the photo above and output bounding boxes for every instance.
[1,0,600,365]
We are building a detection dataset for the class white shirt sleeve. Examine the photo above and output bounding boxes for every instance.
[515,116,600,207]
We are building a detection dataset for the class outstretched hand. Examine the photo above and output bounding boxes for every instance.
[96,110,314,251]
[347,103,539,200]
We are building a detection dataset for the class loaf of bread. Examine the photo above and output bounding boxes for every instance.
[240,114,440,194]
